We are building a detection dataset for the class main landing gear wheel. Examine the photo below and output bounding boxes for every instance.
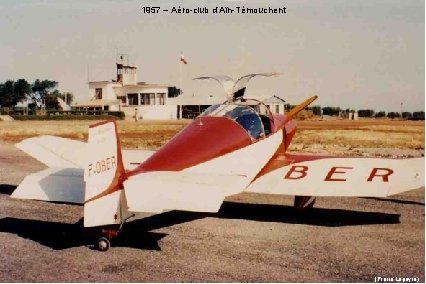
[96,237,110,252]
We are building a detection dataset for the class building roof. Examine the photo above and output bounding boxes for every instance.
[262,95,286,104]
[122,82,171,88]
[72,99,120,108]
[87,81,170,88]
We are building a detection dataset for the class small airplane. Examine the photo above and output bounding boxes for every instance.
[12,73,425,251]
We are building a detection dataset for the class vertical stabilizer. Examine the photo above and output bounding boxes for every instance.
[83,120,126,227]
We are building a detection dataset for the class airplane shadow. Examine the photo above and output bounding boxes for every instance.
[218,201,400,227]
[0,217,167,251]
[0,201,400,251]
[0,184,17,195]
[360,197,425,206]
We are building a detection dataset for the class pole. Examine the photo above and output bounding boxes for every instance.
[179,60,183,95]
[179,56,183,119]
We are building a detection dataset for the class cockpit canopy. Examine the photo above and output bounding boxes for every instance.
[201,99,274,141]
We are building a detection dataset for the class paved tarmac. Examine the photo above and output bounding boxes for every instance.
[0,141,424,282]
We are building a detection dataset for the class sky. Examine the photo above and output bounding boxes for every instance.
[0,0,424,112]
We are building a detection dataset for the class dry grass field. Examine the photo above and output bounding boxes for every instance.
[0,119,423,155]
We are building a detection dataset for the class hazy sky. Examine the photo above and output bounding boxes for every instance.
[0,0,424,111]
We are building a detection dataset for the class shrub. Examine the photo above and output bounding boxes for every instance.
[387,112,401,119]
[11,111,125,121]
[357,109,375,118]
[375,111,386,118]
[410,111,425,120]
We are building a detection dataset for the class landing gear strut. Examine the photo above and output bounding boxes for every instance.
[92,214,135,251]
[294,196,316,210]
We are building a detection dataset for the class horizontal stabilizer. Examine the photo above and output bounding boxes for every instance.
[16,135,87,168]
[11,167,84,204]
[16,135,155,170]
[124,172,247,213]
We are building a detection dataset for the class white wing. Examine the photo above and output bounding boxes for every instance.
[247,156,424,197]
[124,171,248,213]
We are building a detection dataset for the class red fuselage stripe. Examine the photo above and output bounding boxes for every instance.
[127,116,253,176]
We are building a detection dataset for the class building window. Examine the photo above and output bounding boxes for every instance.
[275,105,280,114]
[128,93,138,105]
[118,97,126,104]
[140,93,156,105]
[95,88,102,100]
[141,93,149,105]
[158,93,166,105]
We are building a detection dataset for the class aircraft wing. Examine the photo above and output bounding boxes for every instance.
[16,135,155,169]
[124,171,248,213]
[246,154,424,197]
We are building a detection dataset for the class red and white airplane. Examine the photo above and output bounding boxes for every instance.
[12,73,424,251]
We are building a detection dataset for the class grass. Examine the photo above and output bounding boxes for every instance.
[0,119,424,154]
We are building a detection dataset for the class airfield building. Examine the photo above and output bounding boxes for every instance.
[73,58,178,120]
[73,60,287,120]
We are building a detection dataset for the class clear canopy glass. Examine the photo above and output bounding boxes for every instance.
[201,99,273,141]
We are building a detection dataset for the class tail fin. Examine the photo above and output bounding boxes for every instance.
[83,120,127,227]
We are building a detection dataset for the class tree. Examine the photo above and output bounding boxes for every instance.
[0,79,31,107]
[402,112,412,119]
[0,80,14,107]
[30,79,58,103]
[387,112,401,119]
[29,79,59,110]
[310,105,322,116]
[58,92,74,105]
[44,91,60,109]
[13,79,31,104]
[322,106,341,116]
[358,109,375,118]
[375,111,386,118]
[412,111,425,120]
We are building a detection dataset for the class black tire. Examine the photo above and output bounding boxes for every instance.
[96,237,110,252]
